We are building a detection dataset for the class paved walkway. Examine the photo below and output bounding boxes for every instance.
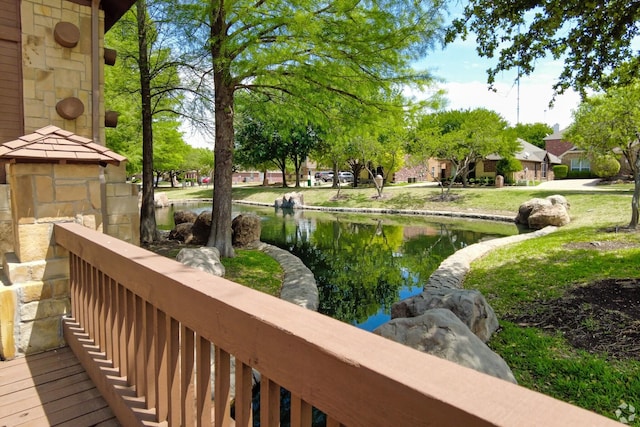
[510,178,603,190]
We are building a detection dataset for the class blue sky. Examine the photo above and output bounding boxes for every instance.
[410,37,581,130]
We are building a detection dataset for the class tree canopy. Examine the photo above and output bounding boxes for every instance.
[447,0,640,98]
[408,108,518,197]
[168,0,447,257]
[565,81,640,227]
[511,123,554,149]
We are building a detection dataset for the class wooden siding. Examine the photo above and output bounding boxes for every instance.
[0,0,24,157]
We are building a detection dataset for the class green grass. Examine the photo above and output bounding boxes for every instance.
[220,249,283,297]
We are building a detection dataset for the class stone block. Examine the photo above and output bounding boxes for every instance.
[55,183,87,202]
[12,175,35,224]
[20,280,51,303]
[106,196,138,216]
[53,164,97,179]
[0,287,17,360]
[88,180,101,209]
[20,299,68,321]
[4,255,68,283]
[105,164,127,182]
[11,163,53,177]
[16,223,53,262]
[17,317,65,355]
[35,201,75,221]
[50,278,69,297]
[35,175,54,203]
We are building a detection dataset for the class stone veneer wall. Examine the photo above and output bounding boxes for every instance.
[20,0,105,142]
[0,184,13,261]
[0,162,138,359]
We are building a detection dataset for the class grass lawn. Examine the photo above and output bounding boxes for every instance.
[158,181,639,424]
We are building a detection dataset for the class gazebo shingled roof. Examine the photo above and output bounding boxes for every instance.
[0,126,126,166]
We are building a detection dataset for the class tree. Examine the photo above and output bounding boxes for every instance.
[447,0,640,98]
[170,0,447,257]
[408,108,518,198]
[105,1,186,244]
[565,82,640,228]
[511,123,554,149]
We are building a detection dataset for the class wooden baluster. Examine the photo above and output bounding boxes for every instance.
[145,301,156,409]
[260,375,280,427]
[135,295,146,397]
[156,310,169,422]
[196,335,211,427]
[116,283,127,376]
[104,276,113,363]
[168,317,181,425]
[290,394,312,426]
[126,289,136,387]
[181,325,195,426]
[235,360,253,427]
[97,271,106,353]
[214,347,232,427]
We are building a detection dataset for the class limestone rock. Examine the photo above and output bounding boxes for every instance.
[168,222,193,243]
[174,210,197,225]
[515,195,570,229]
[154,192,170,208]
[391,288,499,342]
[528,203,571,229]
[374,309,517,383]
[275,192,304,209]
[176,247,225,277]
[232,214,261,247]
[191,211,212,245]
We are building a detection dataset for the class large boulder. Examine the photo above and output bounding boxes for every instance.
[174,210,197,225]
[232,214,261,247]
[391,288,499,342]
[191,211,212,245]
[528,203,571,229]
[275,192,304,209]
[154,192,170,208]
[374,309,517,383]
[176,247,225,277]
[168,222,194,243]
[515,195,570,229]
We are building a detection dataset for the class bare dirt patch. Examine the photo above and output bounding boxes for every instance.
[509,278,640,360]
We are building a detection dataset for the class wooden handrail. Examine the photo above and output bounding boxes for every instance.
[54,222,619,426]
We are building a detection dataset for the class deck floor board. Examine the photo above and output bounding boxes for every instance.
[0,347,119,426]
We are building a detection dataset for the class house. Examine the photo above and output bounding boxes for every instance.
[478,138,561,183]
[543,125,592,174]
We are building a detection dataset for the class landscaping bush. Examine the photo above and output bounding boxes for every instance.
[591,155,621,178]
[553,164,568,179]
[497,157,522,184]
[566,170,595,179]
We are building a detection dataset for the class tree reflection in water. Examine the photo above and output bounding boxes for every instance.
[259,207,516,331]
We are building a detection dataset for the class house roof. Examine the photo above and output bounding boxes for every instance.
[486,138,561,164]
[103,0,138,31]
[543,128,568,141]
[0,126,126,166]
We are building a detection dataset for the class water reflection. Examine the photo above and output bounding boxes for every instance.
[157,203,518,331]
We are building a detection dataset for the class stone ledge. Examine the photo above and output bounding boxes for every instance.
[249,241,319,311]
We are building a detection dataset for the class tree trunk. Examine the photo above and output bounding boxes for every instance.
[630,153,640,229]
[136,0,159,245]
[207,2,235,258]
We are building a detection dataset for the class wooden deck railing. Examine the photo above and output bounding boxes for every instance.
[53,222,619,426]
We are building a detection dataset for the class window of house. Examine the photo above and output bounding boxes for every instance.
[570,158,590,171]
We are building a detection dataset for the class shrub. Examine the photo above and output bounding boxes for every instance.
[496,157,522,184]
[567,170,595,179]
[591,155,621,178]
[553,164,568,179]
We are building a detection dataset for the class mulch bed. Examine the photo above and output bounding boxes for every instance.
[508,278,640,360]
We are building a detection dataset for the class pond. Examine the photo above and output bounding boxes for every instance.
[157,202,519,332]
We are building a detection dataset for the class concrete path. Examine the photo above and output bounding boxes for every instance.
[514,178,603,190]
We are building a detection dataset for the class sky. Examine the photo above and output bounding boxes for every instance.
[411,36,581,131]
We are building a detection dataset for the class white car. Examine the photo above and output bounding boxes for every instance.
[338,171,354,182]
